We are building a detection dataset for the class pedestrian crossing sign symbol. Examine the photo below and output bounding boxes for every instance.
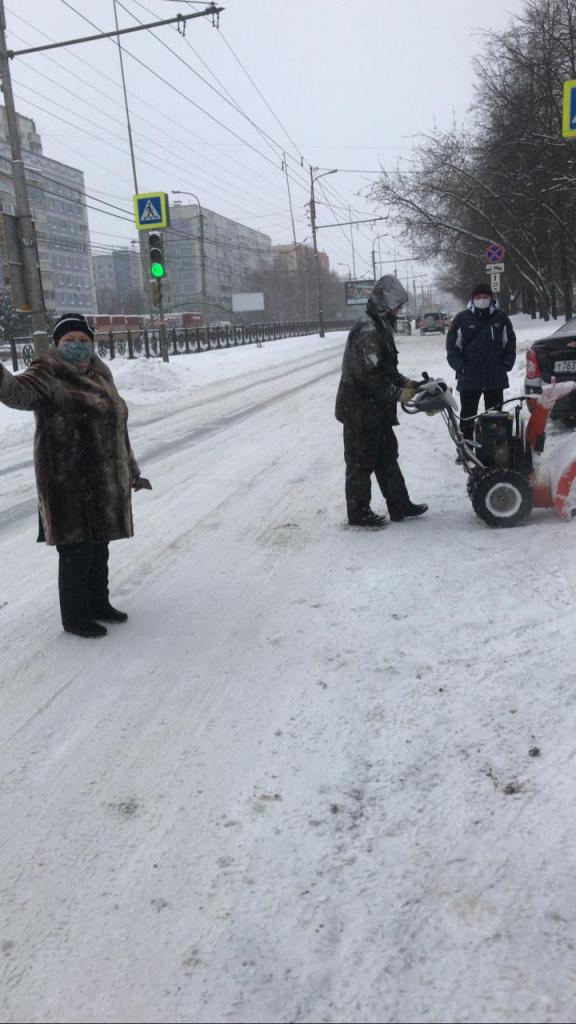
[133,192,170,230]
[562,80,576,138]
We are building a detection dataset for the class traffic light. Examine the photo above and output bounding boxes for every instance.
[147,231,166,280]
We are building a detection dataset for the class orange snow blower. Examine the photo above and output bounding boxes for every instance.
[402,377,576,527]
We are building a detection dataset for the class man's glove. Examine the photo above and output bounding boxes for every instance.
[399,380,422,404]
[133,476,152,490]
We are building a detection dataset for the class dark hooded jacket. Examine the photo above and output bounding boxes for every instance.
[446,300,516,391]
[0,349,140,546]
[335,275,409,430]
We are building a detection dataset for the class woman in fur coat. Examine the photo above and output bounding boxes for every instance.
[0,313,150,638]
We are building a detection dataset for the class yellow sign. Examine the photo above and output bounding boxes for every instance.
[562,79,576,138]
[133,192,170,230]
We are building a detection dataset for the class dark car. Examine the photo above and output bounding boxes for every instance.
[525,316,576,420]
[417,311,446,336]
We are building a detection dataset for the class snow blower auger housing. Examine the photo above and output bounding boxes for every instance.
[402,376,576,528]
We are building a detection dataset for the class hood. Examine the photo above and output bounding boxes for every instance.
[366,275,408,318]
[467,298,499,315]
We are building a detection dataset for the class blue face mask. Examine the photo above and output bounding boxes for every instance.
[58,340,93,365]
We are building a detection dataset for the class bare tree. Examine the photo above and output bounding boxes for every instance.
[371,0,576,319]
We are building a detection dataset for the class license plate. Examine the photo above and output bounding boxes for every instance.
[554,359,576,373]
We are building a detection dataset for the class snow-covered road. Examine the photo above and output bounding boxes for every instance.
[1,326,576,1024]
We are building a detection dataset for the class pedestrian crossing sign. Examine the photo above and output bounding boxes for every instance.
[133,192,170,230]
[562,80,576,138]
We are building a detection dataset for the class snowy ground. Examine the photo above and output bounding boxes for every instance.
[1,317,576,1024]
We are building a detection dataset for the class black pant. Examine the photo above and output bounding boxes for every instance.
[57,542,110,627]
[459,389,504,441]
[343,424,410,521]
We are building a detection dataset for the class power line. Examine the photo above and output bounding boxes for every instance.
[116,0,288,168]
[57,0,294,176]
[5,9,304,212]
[11,76,291,219]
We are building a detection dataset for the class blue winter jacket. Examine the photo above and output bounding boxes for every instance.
[446,302,516,391]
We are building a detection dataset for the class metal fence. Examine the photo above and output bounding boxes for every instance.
[0,319,355,372]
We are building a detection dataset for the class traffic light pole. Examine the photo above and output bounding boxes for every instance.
[158,282,168,363]
[0,0,49,356]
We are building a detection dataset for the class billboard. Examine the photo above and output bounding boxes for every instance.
[345,280,375,306]
[232,292,265,313]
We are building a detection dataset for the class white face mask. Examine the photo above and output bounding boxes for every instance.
[473,297,491,310]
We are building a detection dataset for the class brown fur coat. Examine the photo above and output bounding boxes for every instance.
[0,349,141,545]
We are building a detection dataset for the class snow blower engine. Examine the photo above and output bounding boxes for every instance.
[401,375,576,528]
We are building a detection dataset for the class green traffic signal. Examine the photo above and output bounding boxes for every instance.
[148,231,166,280]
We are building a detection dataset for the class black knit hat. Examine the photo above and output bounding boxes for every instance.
[53,313,95,345]
[471,282,493,298]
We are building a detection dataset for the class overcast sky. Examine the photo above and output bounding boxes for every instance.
[6,0,529,293]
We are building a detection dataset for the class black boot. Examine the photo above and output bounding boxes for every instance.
[58,544,108,639]
[64,620,108,638]
[348,509,387,528]
[88,543,128,623]
[390,502,429,522]
[91,603,128,623]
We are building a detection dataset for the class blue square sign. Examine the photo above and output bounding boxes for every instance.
[133,192,169,230]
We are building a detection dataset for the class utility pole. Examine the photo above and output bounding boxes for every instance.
[348,206,357,279]
[309,166,337,338]
[112,0,168,361]
[0,0,48,355]
[371,249,377,282]
[282,153,297,252]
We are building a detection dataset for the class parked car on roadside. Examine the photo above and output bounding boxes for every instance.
[525,316,576,421]
[417,311,446,336]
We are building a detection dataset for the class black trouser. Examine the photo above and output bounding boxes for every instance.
[343,424,410,521]
[459,389,504,441]
[57,542,110,627]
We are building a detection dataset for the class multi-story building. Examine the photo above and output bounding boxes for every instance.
[92,249,144,311]
[272,242,329,274]
[0,106,96,314]
[163,203,272,316]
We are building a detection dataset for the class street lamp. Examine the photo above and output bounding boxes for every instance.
[171,190,207,321]
[338,262,352,280]
[310,167,337,337]
[371,233,388,281]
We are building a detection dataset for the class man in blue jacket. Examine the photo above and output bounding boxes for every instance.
[446,283,516,445]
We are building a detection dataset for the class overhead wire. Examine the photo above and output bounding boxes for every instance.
[57,0,299,176]
[6,8,302,212]
[8,2,383,274]
[11,77,292,225]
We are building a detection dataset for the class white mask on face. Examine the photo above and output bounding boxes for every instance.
[473,297,491,310]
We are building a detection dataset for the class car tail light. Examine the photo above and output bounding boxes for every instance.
[526,348,541,380]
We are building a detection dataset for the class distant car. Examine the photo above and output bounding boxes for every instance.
[396,313,412,335]
[209,320,233,328]
[525,316,576,421]
[417,311,446,336]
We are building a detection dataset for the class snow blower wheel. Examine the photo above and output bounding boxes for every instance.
[471,468,533,528]
[466,470,481,501]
